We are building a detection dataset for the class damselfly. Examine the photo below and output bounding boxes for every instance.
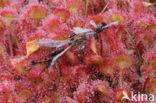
[29,21,119,73]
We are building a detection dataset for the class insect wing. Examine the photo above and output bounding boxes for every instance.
[37,39,71,48]
[72,27,93,35]
[102,21,119,29]
[90,20,98,28]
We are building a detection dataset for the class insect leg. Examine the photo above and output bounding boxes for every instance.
[50,48,64,56]
[31,57,53,65]
[48,43,75,72]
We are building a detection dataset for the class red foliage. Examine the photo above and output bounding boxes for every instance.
[0,0,156,103]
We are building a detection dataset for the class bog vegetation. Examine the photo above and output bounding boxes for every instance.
[0,0,155,103]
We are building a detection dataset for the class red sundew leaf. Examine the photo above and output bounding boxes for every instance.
[46,0,65,8]
[92,80,113,95]
[65,65,89,80]
[145,77,156,95]
[17,20,37,35]
[0,9,17,26]
[92,80,115,102]
[130,0,145,13]
[138,32,154,48]
[74,82,91,103]
[10,56,28,74]
[0,75,13,83]
[105,9,126,23]
[111,13,125,23]
[26,5,48,19]
[67,0,83,14]
[41,95,54,103]
[0,19,5,35]
[29,0,40,4]
[10,1,22,12]
[0,42,7,59]
[132,16,156,34]
[64,51,78,65]
[143,52,156,67]
[28,76,44,87]
[54,8,70,22]
[0,78,19,102]
[60,65,87,84]
[51,92,62,103]
[43,14,63,33]
[84,54,103,65]
[0,0,10,8]
[90,15,106,26]
[142,52,156,76]
[92,15,104,25]
[114,87,131,103]
[0,90,17,103]
[141,65,155,78]
[0,10,15,18]
[73,19,85,28]
[60,96,78,103]
[111,0,131,12]
[84,0,107,15]
[99,62,115,76]
[100,28,125,51]
[18,5,48,33]
[148,23,156,34]
[115,25,127,41]
[18,89,32,101]
[89,36,97,54]
[58,65,71,78]
[112,54,133,70]
[0,89,7,103]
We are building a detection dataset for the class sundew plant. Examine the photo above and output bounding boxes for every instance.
[0,0,155,103]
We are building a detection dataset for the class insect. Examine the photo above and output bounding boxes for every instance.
[29,21,119,73]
